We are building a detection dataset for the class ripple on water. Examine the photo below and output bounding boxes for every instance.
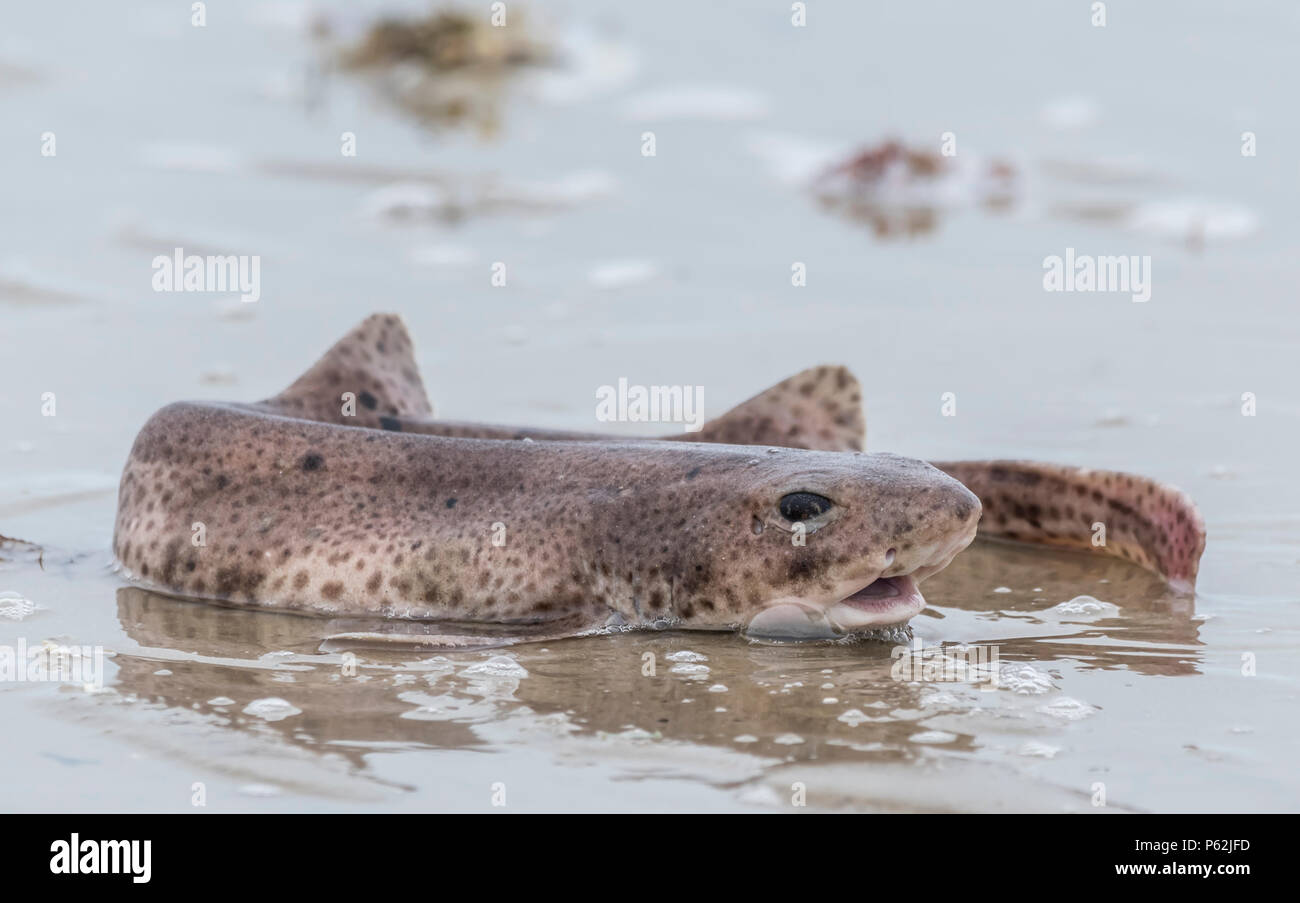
[1037,697,1099,721]
[237,783,281,798]
[670,663,710,678]
[921,691,962,708]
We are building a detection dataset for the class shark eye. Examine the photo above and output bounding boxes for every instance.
[779,492,834,521]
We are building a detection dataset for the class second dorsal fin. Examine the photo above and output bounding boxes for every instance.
[683,365,865,451]
[258,313,433,427]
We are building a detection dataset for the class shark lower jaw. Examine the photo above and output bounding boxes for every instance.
[744,574,928,638]
[743,576,925,639]
[825,574,927,630]
[745,523,978,639]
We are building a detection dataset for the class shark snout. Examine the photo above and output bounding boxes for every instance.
[880,472,981,581]
[745,457,982,638]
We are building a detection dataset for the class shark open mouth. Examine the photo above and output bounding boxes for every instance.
[828,574,927,629]
[744,573,930,639]
[744,518,978,640]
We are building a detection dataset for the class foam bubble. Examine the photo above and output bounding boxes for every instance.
[241,697,302,721]
[0,592,37,621]
[462,655,528,678]
[1051,595,1120,619]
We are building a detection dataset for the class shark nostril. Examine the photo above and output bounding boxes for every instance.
[884,548,897,567]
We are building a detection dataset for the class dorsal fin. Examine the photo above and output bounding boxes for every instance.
[682,365,865,451]
[258,313,432,427]
[932,460,1206,591]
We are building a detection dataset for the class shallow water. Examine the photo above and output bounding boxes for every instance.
[2,0,1298,812]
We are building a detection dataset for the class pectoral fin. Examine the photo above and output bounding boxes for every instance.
[932,460,1205,590]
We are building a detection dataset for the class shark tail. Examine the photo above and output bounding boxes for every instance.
[931,460,1206,591]
[680,364,866,452]
[259,313,432,427]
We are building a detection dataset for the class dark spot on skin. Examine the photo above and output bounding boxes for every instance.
[786,553,826,582]
[302,453,324,472]
[379,416,402,432]
[215,474,230,490]
[358,391,378,410]
[445,497,457,509]
[685,467,701,481]
[214,565,265,599]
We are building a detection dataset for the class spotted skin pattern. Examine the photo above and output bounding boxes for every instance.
[114,404,977,626]
[112,315,978,627]
[931,460,1205,591]
[252,315,865,453]
[113,314,1203,634]
[281,316,1202,590]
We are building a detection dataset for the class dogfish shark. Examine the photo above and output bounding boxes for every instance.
[112,314,1204,644]
[253,314,1205,590]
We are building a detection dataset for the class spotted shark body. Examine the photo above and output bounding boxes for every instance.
[113,316,977,640]
[253,314,1205,590]
[112,314,1203,644]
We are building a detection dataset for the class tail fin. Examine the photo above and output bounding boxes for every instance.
[258,313,433,428]
[683,365,865,451]
[932,460,1205,590]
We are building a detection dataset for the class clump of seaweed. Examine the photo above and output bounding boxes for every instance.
[344,9,548,73]
[813,139,1018,238]
[336,7,552,136]
[0,533,44,570]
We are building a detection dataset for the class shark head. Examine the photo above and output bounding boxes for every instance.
[610,447,981,637]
